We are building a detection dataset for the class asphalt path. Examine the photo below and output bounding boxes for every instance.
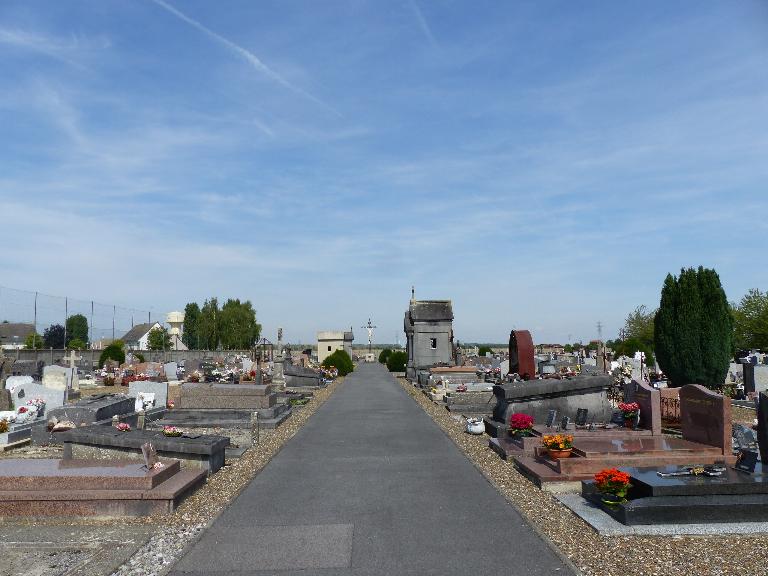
[170,362,572,576]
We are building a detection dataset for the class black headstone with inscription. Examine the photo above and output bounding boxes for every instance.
[758,393,768,463]
[545,409,557,428]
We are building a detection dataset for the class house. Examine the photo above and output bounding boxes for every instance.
[0,322,35,349]
[404,298,454,381]
[317,330,354,364]
[121,322,162,350]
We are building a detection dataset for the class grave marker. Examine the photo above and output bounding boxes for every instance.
[575,408,588,426]
[545,410,557,428]
[634,380,661,435]
[679,384,730,456]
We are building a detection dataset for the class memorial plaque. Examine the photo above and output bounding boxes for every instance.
[734,450,758,474]
[545,409,557,428]
[575,408,588,426]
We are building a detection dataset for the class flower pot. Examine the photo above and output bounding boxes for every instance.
[547,448,572,459]
[623,420,634,429]
[600,494,627,507]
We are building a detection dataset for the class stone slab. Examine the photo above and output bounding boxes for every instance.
[46,395,135,427]
[582,487,768,525]
[556,493,768,535]
[623,464,768,497]
[61,425,229,475]
[0,458,180,490]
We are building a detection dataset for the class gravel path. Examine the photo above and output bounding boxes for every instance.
[398,377,768,576]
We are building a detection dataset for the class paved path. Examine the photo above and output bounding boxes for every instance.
[171,363,572,576]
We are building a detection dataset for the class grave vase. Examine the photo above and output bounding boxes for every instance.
[547,448,572,459]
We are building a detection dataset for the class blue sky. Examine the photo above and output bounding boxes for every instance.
[1,1,767,345]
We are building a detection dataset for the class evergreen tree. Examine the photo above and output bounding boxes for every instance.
[378,348,392,364]
[43,324,65,349]
[198,298,219,350]
[654,267,732,389]
[65,314,89,346]
[182,302,201,349]
[698,267,733,386]
[322,349,354,376]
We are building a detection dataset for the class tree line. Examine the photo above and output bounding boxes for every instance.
[23,314,89,350]
[182,298,261,350]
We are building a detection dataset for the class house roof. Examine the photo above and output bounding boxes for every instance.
[0,322,35,342]
[121,322,159,342]
[408,300,453,322]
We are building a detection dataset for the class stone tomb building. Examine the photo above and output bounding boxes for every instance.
[404,299,454,381]
[316,330,354,364]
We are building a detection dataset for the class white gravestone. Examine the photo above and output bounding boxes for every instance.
[128,381,168,409]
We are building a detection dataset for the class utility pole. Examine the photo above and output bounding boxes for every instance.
[596,321,603,341]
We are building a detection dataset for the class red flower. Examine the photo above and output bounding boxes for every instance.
[18,407,28,414]
[509,413,534,430]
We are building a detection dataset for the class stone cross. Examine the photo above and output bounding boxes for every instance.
[67,349,81,369]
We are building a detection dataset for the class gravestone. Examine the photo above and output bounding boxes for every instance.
[163,362,178,381]
[7,379,66,413]
[575,408,588,426]
[633,380,662,435]
[744,363,756,395]
[242,359,253,374]
[545,409,557,428]
[734,450,758,474]
[0,389,11,411]
[509,330,535,379]
[42,365,78,400]
[679,384,730,457]
[128,381,168,409]
[42,394,135,428]
[756,392,768,463]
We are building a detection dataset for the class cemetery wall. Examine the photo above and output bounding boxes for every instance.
[3,348,253,368]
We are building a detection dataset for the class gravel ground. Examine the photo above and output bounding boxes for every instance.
[397,377,768,576]
[0,378,343,576]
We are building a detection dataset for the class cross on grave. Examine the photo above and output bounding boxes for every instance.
[67,349,81,369]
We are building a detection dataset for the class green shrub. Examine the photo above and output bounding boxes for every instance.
[322,349,354,376]
[378,348,392,364]
[478,346,493,357]
[386,350,407,372]
[99,343,125,368]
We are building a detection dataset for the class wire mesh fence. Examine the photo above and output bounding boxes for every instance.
[0,285,155,346]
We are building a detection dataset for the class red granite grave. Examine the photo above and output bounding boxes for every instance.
[0,459,205,517]
[513,384,734,489]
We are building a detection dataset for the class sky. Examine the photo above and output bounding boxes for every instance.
[1,1,767,346]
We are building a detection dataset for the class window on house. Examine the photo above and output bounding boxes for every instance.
[430,338,437,349]
[328,346,332,351]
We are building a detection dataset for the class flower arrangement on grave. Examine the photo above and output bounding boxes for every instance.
[17,406,28,414]
[0,420,8,434]
[162,425,182,437]
[618,402,640,418]
[166,400,175,409]
[187,373,200,383]
[542,434,574,458]
[103,375,116,387]
[594,468,632,504]
[456,384,467,392]
[509,413,534,436]
[618,402,640,427]
[115,422,131,432]
[26,397,45,408]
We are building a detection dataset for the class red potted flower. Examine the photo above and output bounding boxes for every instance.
[594,468,632,505]
[509,413,534,437]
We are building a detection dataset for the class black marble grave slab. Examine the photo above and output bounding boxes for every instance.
[626,464,768,497]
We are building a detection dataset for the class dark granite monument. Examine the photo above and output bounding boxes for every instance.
[484,376,614,438]
[61,425,230,475]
